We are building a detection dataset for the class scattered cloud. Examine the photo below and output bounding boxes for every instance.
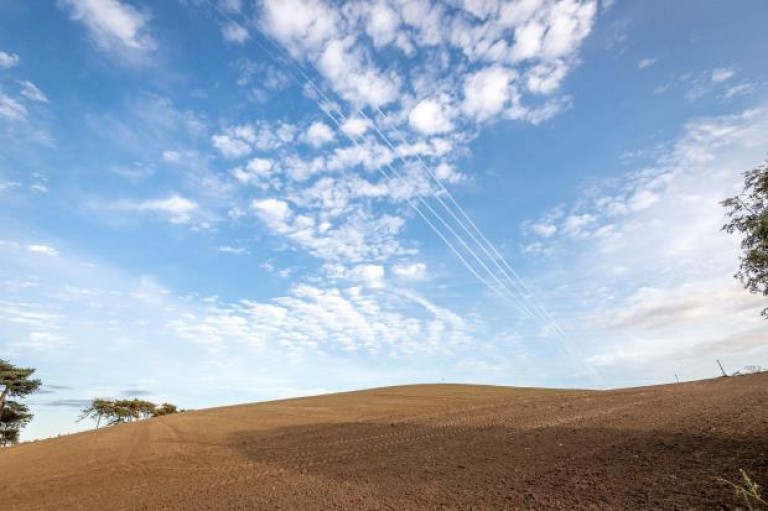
[304,120,335,147]
[58,0,155,59]
[222,22,249,43]
[0,94,27,121]
[218,245,249,254]
[462,65,516,121]
[19,81,49,103]
[340,116,372,137]
[523,106,768,380]
[0,49,20,68]
[111,194,199,224]
[409,97,454,135]
[212,121,297,158]
[168,283,473,355]
[721,82,755,101]
[232,157,274,185]
[27,244,59,256]
[162,150,181,162]
[711,67,734,83]
[43,399,92,409]
[637,57,656,69]
[120,388,153,396]
[392,262,428,281]
[258,0,597,121]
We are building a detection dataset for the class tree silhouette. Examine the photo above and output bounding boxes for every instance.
[79,398,179,428]
[153,403,178,417]
[723,159,768,317]
[0,359,41,410]
[0,401,32,446]
[0,359,41,445]
[78,398,114,429]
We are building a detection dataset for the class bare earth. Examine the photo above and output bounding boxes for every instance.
[2,373,767,510]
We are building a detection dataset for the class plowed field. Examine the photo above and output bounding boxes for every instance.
[2,373,767,510]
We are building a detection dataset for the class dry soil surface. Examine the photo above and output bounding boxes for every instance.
[2,373,767,510]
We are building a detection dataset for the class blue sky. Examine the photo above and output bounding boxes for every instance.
[1,0,767,440]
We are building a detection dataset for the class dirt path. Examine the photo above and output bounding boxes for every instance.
[2,375,767,510]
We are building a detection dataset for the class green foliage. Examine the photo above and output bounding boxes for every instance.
[79,398,180,428]
[0,359,41,445]
[723,160,768,317]
[0,359,42,405]
[77,398,115,428]
[0,401,32,446]
[720,470,767,510]
[152,403,178,417]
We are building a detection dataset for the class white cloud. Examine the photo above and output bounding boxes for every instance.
[58,0,156,58]
[540,0,597,58]
[13,331,71,350]
[19,81,49,103]
[392,262,427,280]
[326,263,386,287]
[462,66,515,121]
[339,116,372,137]
[524,106,768,382]
[510,20,545,61]
[409,98,455,135]
[365,0,401,47]
[304,121,335,147]
[256,0,597,124]
[232,157,274,184]
[637,57,657,69]
[212,122,297,158]
[0,94,27,121]
[218,245,248,254]
[112,194,199,224]
[169,283,473,355]
[162,150,181,162]
[526,60,568,94]
[27,245,59,257]
[211,133,251,158]
[711,67,734,83]
[251,198,292,227]
[721,83,754,101]
[252,189,409,263]
[222,22,249,43]
[352,264,385,286]
[260,0,401,108]
[0,50,20,68]
[530,222,557,238]
[317,38,401,107]
[434,162,464,184]
[260,0,340,52]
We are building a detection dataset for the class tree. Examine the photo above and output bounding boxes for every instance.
[0,359,41,445]
[0,401,32,447]
[78,398,114,429]
[152,403,178,417]
[79,398,180,428]
[722,159,768,317]
[0,359,41,410]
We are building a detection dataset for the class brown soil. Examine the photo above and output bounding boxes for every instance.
[2,373,767,510]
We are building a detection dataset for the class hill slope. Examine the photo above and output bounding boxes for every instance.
[2,375,767,510]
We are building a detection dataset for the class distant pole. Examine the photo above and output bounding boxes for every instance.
[675,374,680,384]
[716,359,728,377]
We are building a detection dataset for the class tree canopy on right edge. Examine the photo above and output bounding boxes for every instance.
[722,159,768,317]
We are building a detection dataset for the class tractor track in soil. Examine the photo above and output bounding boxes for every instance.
[2,375,767,510]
